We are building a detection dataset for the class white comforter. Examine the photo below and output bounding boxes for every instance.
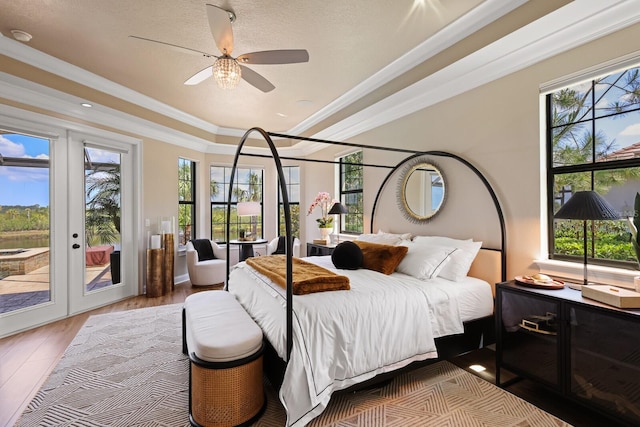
[228,256,490,426]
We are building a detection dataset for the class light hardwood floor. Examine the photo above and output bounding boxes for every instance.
[0,281,220,427]
[1,281,626,427]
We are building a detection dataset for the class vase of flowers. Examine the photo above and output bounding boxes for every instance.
[308,191,337,240]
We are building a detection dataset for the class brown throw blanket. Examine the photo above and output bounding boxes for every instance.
[246,255,350,295]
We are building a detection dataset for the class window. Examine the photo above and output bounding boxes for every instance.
[339,151,363,234]
[210,166,263,243]
[178,158,196,246]
[278,166,300,237]
[547,65,640,269]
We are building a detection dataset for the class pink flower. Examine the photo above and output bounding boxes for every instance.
[307,192,338,227]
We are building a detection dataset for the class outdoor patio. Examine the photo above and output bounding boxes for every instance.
[0,264,113,313]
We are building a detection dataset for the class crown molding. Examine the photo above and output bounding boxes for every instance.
[0,32,243,138]
[0,72,222,153]
[0,71,314,158]
[314,0,640,141]
[288,0,527,137]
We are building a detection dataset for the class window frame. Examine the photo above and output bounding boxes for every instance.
[178,158,196,247]
[277,165,300,238]
[546,66,640,270]
[210,165,264,243]
[338,150,363,234]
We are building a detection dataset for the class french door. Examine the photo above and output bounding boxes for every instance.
[0,116,139,337]
[67,131,137,314]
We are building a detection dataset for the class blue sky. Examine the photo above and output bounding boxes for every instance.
[0,135,121,207]
[0,133,50,207]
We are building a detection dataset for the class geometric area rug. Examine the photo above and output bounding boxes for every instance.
[17,303,571,427]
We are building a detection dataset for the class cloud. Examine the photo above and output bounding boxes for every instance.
[85,147,119,163]
[620,124,640,136]
[0,136,50,160]
[0,166,49,182]
[0,135,26,156]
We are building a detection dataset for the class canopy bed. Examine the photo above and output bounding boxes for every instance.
[223,127,507,426]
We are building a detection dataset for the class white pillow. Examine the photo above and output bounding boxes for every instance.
[396,242,457,280]
[413,235,472,246]
[412,236,482,282]
[356,233,402,246]
[377,229,413,241]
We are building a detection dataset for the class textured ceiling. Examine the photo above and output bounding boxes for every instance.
[4,0,626,148]
[0,0,495,133]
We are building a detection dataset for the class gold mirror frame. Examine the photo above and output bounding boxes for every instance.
[397,161,445,222]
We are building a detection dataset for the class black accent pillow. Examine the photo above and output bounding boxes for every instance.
[331,241,363,270]
[273,236,287,255]
[191,239,216,261]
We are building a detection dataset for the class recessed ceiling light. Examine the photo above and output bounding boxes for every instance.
[276,112,287,118]
[81,103,93,108]
[11,30,32,43]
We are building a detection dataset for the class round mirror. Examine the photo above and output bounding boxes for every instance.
[400,162,445,221]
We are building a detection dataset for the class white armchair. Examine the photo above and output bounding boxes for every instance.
[186,240,238,286]
[266,236,301,257]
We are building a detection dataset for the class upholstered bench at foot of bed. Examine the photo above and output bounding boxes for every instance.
[182,290,265,427]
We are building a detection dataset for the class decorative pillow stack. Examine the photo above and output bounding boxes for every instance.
[348,232,481,281]
[412,235,482,282]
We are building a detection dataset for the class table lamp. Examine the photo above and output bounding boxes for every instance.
[237,201,260,240]
[328,202,348,243]
[554,190,620,288]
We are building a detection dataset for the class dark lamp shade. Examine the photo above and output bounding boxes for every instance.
[328,202,348,215]
[555,191,620,221]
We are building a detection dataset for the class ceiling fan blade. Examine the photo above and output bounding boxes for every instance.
[129,35,215,58]
[206,4,234,55]
[240,65,275,92]
[236,49,309,65]
[184,65,213,85]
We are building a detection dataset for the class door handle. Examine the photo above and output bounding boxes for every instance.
[72,243,81,249]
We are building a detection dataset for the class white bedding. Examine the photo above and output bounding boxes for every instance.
[228,255,493,427]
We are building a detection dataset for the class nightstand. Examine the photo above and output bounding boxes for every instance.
[306,242,336,256]
[496,280,640,426]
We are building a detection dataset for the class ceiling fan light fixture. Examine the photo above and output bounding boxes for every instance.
[213,57,241,89]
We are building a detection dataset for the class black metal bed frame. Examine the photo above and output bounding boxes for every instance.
[224,127,507,387]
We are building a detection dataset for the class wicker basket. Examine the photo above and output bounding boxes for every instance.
[190,351,265,427]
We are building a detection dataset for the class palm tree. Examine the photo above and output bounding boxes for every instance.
[85,166,120,245]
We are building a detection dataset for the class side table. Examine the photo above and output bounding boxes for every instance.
[230,239,268,261]
[306,242,336,256]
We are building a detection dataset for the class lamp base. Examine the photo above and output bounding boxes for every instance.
[566,282,596,291]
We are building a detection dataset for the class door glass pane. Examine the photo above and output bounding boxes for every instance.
[84,146,121,291]
[0,132,51,313]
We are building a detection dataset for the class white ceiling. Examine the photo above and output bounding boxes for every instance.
[1,1,640,151]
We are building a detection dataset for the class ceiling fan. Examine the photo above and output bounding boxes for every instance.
[130,4,309,92]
